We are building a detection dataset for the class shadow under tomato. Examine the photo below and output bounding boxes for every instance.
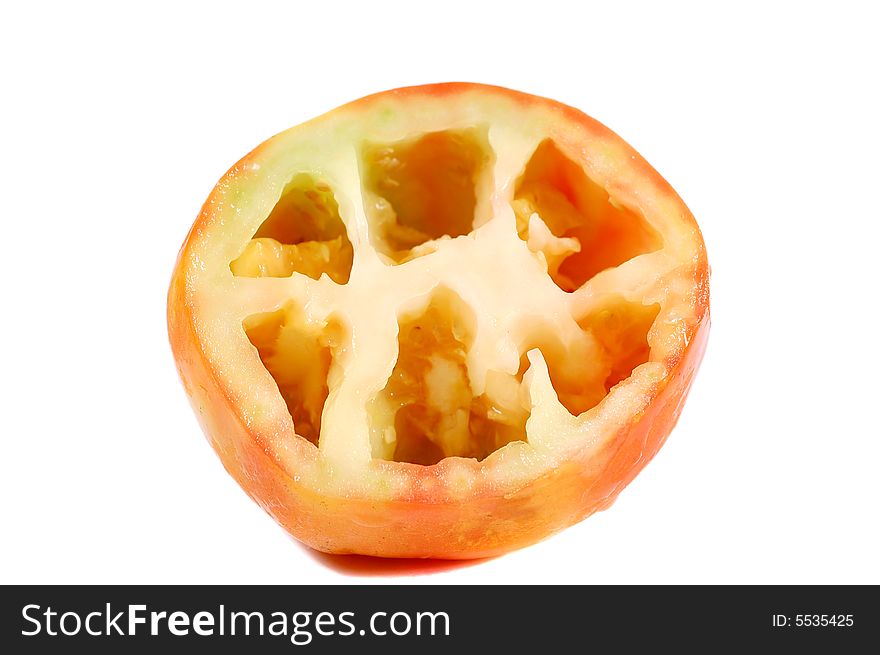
[301,544,493,577]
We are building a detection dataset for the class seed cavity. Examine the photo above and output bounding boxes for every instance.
[577,297,661,392]
[361,128,493,264]
[513,139,662,291]
[244,304,345,447]
[231,174,353,284]
[369,288,529,465]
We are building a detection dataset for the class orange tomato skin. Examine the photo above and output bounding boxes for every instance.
[168,83,710,559]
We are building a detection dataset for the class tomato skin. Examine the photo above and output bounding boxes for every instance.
[168,83,710,558]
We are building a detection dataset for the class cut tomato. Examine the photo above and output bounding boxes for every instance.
[167,83,710,559]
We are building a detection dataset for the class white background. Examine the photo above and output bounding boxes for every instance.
[2,1,878,584]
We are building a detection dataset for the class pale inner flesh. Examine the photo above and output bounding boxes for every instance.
[231,128,663,466]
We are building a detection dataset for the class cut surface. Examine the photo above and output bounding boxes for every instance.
[169,83,709,558]
[212,96,696,475]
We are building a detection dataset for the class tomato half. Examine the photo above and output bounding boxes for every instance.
[168,83,710,559]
